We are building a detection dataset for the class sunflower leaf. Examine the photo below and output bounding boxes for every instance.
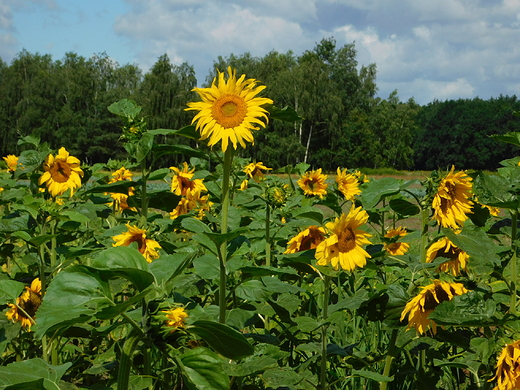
[0,358,71,389]
[176,347,230,390]
[361,178,401,209]
[0,280,25,304]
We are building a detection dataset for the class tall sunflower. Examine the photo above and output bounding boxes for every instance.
[284,226,326,254]
[39,147,84,197]
[5,278,42,330]
[170,162,207,197]
[400,280,469,334]
[315,206,372,271]
[432,166,473,229]
[335,168,361,201]
[112,224,161,263]
[426,236,469,276]
[185,67,273,152]
[298,169,328,199]
[3,155,18,172]
[244,162,272,182]
[383,227,410,255]
[490,340,520,390]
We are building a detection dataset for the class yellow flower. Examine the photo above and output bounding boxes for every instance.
[298,169,328,199]
[239,179,248,191]
[284,226,326,254]
[162,307,188,331]
[490,340,520,390]
[107,167,136,212]
[170,193,212,220]
[112,224,161,263]
[244,162,271,182]
[426,236,469,276]
[383,227,410,255]
[432,166,473,229]
[170,162,207,197]
[185,66,273,152]
[39,147,84,197]
[6,278,42,330]
[400,280,469,334]
[335,168,361,201]
[315,206,372,271]
[3,155,18,172]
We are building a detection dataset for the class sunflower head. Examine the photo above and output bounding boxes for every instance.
[432,166,473,229]
[162,307,189,331]
[3,155,19,172]
[284,226,326,254]
[39,147,84,197]
[186,67,274,152]
[315,206,372,271]
[5,278,42,330]
[426,237,469,276]
[335,168,361,201]
[244,162,272,182]
[383,227,410,255]
[109,167,133,183]
[298,169,328,199]
[490,340,520,390]
[400,279,469,334]
[112,224,161,263]
[170,162,207,197]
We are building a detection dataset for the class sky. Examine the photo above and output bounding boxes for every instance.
[1,0,520,105]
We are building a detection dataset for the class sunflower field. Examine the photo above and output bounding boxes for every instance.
[1,67,520,390]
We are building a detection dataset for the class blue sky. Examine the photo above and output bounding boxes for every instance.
[1,0,520,105]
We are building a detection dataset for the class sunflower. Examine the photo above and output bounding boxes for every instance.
[107,167,136,212]
[170,193,212,220]
[490,340,520,390]
[239,179,248,191]
[400,280,469,334]
[244,162,272,182]
[5,278,42,330]
[185,67,273,152]
[170,162,207,197]
[284,226,326,254]
[335,168,361,201]
[426,236,469,276]
[162,307,188,331]
[39,147,84,197]
[112,224,161,263]
[315,206,372,271]
[383,227,410,255]
[3,155,18,172]
[298,169,328,199]
[432,166,473,229]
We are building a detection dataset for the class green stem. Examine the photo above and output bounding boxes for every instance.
[117,329,141,390]
[511,210,518,315]
[140,159,148,220]
[265,203,271,267]
[50,219,57,270]
[380,329,399,390]
[320,275,331,390]
[219,148,234,324]
[420,207,429,263]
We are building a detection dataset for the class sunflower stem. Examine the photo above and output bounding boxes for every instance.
[140,159,148,220]
[510,210,518,315]
[380,328,399,390]
[420,207,429,263]
[265,203,271,267]
[320,275,331,390]
[219,148,234,324]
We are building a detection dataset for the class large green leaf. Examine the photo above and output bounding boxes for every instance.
[188,320,254,360]
[473,172,519,209]
[177,348,230,390]
[444,227,501,267]
[429,291,497,326]
[108,99,141,120]
[267,105,302,122]
[361,178,401,209]
[490,132,520,148]
[135,132,154,163]
[0,358,71,390]
[0,280,25,305]
[147,190,181,212]
[351,369,393,383]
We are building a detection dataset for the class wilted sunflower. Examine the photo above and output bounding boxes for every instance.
[112,224,161,263]
[426,236,469,276]
[170,162,207,197]
[432,166,473,229]
[298,169,328,199]
[5,278,42,330]
[400,280,469,334]
[315,206,372,271]
[244,162,272,182]
[335,168,361,201]
[185,67,273,152]
[383,227,410,255]
[284,226,326,254]
[39,147,84,197]
[162,307,189,331]
[3,155,18,172]
[490,340,520,390]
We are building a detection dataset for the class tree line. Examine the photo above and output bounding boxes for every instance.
[0,38,518,171]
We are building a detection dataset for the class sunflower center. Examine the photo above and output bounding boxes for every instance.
[20,290,42,318]
[337,228,356,252]
[50,160,72,183]
[212,95,247,128]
